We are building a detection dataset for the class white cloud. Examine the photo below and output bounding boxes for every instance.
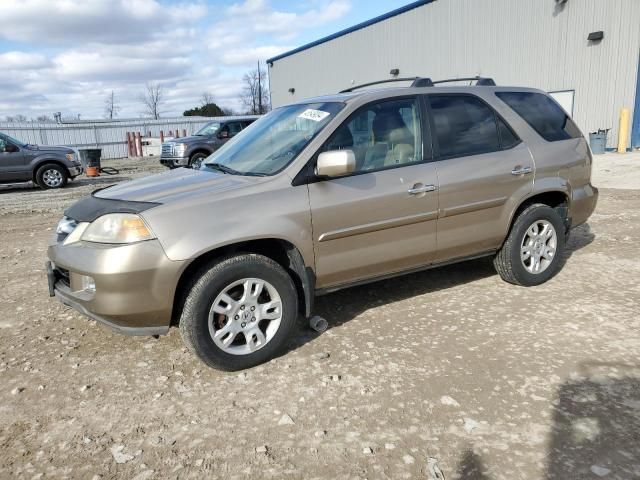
[0,0,352,119]
[220,45,294,66]
[53,51,191,82]
[0,52,51,70]
[208,0,351,59]
[0,0,207,45]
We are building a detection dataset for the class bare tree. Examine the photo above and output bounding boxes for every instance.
[240,66,270,115]
[201,91,216,107]
[139,83,164,120]
[36,115,52,122]
[104,90,121,120]
[6,114,27,123]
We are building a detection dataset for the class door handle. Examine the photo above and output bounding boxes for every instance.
[408,184,437,195]
[511,166,533,175]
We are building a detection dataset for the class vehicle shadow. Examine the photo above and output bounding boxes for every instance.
[563,222,595,261]
[0,176,129,194]
[446,362,640,479]
[454,448,492,479]
[288,222,594,348]
[546,362,640,480]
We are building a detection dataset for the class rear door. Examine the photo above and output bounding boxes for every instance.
[426,93,534,261]
[307,96,439,288]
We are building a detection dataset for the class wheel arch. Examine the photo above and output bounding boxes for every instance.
[32,159,69,183]
[189,149,212,161]
[171,238,314,327]
[505,189,570,244]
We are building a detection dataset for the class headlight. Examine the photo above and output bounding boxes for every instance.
[174,143,187,155]
[65,153,77,162]
[81,214,156,244]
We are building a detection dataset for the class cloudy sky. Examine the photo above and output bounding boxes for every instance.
[0,0,408,120]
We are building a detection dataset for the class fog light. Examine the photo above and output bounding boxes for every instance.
[80,275,96,293]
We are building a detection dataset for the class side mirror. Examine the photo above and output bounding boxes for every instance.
[316,150,356,177]
[5,143,19,153]
[218,130,229,139]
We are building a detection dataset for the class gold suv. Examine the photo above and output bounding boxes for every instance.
[47,77,598,370]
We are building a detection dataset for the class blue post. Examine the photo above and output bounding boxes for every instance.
[632,52,640,149]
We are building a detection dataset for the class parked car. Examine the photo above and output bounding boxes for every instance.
[0,132,82,188]
[47,77,598,370]
[160,117,259,169]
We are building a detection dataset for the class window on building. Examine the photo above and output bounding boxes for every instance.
[428,95,501,158]
[496,91,581,142]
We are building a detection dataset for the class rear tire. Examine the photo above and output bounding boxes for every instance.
[179,254,298,371]
[36,163,68,189]
[494,203,566,286]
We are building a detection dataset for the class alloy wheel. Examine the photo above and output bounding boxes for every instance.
[520,219,557,274]
[208,278,282,355]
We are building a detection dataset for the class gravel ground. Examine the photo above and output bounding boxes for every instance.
[1,154,639,479]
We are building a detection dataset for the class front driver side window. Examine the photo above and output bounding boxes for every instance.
[228,122,243,136]
[0,138,6,153]
[322,97,426,173]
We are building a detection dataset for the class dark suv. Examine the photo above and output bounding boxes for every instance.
[0,133,82,189]
[160,117,258,169]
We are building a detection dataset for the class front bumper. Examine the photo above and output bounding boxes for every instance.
[47,239,185,336]
[160,156,189,168]
[68,165,83,177]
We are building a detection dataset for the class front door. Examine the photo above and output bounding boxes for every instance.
[426,94,534,261]
[0,137,27,182]
[307,96,439,289]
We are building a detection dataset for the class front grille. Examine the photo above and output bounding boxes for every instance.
[161,143,174,156]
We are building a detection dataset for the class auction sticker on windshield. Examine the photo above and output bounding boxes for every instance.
[298,109,330,122]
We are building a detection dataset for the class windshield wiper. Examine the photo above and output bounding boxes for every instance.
[206,163,242,175]
[206,162,268,177]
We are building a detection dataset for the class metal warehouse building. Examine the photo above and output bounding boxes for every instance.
[267,0,640,150]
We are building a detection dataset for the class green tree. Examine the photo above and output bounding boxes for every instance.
[183,103,226,117]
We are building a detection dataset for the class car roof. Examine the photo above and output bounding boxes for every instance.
[291,85,546,106]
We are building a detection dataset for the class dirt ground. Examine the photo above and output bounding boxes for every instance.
[1,154,639,480]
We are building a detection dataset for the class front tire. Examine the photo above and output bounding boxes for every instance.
[189,153,208,170]
[179,254,298,371]
[36,164,68,189]
[494,203,566,286]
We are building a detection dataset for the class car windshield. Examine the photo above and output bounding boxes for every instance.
[203,102,344,176]
[1,133,26,147]
[195,122,222,136]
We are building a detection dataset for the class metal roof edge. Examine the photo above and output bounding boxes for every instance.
[266,0,435,65]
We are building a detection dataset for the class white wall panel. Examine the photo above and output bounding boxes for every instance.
[270,0,640,148]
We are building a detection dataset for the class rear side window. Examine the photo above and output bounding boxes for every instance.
[497,117,520,149]
[496,92,581,142]
[428,95,501,158]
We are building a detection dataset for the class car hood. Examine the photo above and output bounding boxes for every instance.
[94,167,260,203]
[27,144,75,154]
[167,135,213,144]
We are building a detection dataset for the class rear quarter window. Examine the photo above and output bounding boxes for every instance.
[496,91,582,142]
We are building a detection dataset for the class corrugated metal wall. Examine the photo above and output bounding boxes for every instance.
[0,117,241,159]
[269,0,640,148]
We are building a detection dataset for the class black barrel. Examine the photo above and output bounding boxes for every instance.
[79,148,102,169]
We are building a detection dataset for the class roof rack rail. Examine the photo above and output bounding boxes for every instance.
[340,77,434,93]
[432,76,496,86]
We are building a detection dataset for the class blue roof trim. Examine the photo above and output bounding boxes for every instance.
[267,0,435,64]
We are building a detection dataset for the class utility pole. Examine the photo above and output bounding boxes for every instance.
[257,61,262,115]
